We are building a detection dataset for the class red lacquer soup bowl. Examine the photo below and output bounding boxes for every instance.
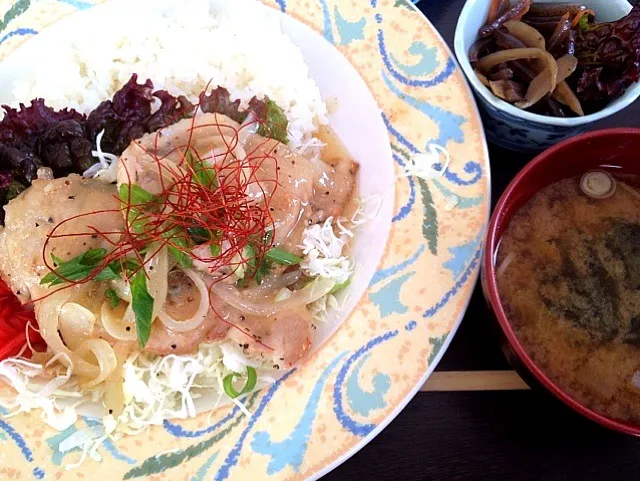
[482,128,640,436]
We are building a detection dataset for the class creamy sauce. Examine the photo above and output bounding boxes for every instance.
[497,174,640,423]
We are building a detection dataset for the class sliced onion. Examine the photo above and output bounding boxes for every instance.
[504,20,545,49]
[101,301,137,342]
[146,246,168,321]
[110,278,131,302]
[37,289,100,379]
[74,338,118,388]
[211,276,335,317]
[103,343,129,417]
[157,269,209,332]
[58,303,96,351]
[285,277,336,306]
[275,288,292,302]
[242,270,304,300]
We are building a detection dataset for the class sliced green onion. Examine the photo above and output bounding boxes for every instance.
[40,248,120,286]
[80,248,108,265]
[105,288,120,308]
[265,247,302,266]
[185,151,218,188]
[162,226,193,269]
[118,184,155,234]
[130,270,154,348]
[244,244,257,271]
[187,226,211,245]
[254,259,272,286]
[222,366,257,399]
[329,279,351,294]
[263,229,274,245]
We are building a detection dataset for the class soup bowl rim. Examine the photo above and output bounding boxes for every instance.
[483,127,640,437]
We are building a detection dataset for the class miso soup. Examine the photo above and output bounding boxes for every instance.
[497,172,640,423]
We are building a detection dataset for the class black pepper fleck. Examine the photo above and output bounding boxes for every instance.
[35,222,40,227]
[273,364,280,370]
[243,343,249,349]
[108,409,113,414]
[171,344,177,349]
[48,217,54,223]
[91,234,98,239]
[68,196,75,200]
[126,326,131,332]
[240,315,246,321]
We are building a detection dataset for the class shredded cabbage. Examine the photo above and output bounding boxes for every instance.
[400,143,451,180]
[300,217,352,284]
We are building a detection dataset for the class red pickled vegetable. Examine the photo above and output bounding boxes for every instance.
[527,3,592,18]
[489,80,526,102]
[487,0,503,23]
[0,280,42,361]
[494,28,528,50]
[521,15,566,36]
[497,0,511,17]
[469,36,495,62]
[509,60,538,82]
[548,13,572,53]
[480,0,532,38]
[490,67,515,80]
[566,30,577,56]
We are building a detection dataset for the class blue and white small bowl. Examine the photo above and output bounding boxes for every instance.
[454,0,639,152]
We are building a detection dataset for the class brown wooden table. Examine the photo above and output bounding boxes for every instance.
[325,1,640,479]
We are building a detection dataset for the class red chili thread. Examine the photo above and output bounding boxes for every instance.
[37,102,281,351]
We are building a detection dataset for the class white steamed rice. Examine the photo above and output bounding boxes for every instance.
[10,0,328,150]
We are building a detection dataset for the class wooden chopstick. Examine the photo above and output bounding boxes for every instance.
[421,370,530,392]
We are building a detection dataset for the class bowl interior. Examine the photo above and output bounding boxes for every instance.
[454,0,638,126]
[484,128,640,435]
